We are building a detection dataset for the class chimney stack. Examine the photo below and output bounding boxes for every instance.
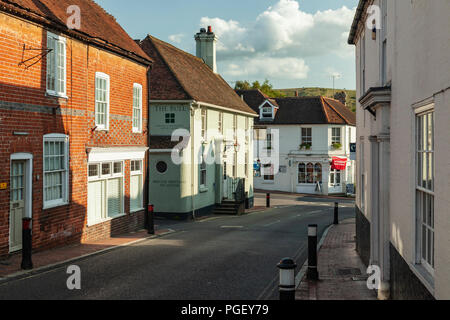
[334,91,347,106]
[195,26,218,73]
[295,90,299,97]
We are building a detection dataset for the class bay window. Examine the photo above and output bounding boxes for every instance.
[88,161,124,225]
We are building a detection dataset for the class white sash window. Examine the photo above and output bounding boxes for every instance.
[132,84,143,132]
[95,72,110,130]
[46,32,66,97]
[43,134,69,209]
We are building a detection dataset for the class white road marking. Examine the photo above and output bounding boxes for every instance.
[220,226,244,229]
[263,220,281,227]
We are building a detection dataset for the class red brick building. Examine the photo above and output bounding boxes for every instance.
[0,0,152,257]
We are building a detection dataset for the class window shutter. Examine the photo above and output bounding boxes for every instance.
[107,178,122,217]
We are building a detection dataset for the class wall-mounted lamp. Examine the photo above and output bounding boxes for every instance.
[91,126,97,133]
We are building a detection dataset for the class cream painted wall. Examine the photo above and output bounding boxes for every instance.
[354,0,450,298]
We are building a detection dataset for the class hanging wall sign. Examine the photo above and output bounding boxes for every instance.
[331,157,348,170]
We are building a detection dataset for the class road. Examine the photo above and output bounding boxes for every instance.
[0,193,355,300]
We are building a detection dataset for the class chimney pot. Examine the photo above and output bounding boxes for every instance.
[295,90,298,97]
[208,26,212,33]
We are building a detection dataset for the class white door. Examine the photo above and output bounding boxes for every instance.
[10,161,25,252]
[329,169,343,194]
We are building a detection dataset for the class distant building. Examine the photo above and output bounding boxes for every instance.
[139,27,257,219]
[349,0,450,299]
[0,0,152,256]
[237,89,356,196]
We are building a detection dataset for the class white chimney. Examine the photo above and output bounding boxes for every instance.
[195,26,218,73]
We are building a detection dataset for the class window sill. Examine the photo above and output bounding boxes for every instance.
[87,213,126,227]
[132,129,142,134]
[130,208,144,213]
[43,200,69,210]
[262,181,274,184]
[199,186,209,193]
[46,91,68,99]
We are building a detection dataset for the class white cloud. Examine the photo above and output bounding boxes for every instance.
[168,33,184,44]
[223,57,309,80]
[199,0,356,86]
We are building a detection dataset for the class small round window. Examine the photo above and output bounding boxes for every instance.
[156,161,168,174]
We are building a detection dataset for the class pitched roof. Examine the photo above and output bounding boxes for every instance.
[0,0,152,65]
[235,89,279,112]
[237,90,355,126]
[139,35,257,116]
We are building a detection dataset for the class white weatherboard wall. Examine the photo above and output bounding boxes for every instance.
[253,124,356,195]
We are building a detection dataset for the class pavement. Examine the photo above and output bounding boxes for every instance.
[296,218,377,300]
[0,227,174,282]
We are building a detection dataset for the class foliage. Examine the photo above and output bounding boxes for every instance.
[235,79,285,98]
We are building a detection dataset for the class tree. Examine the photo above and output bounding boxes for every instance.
[234,79,285,98]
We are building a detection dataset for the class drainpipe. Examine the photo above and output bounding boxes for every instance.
[145,63,154,233]
[190,103,196,219]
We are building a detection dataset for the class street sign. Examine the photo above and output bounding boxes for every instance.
[350,143,356,161]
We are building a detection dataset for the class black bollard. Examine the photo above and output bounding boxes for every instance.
[147,204,155,235]
[334,202,339,225]
[266,193,270,208]
[21,217,33,270]
[306,224,319,280]
[277,257,297,300]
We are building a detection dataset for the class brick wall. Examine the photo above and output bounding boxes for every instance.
[0,12,149,256]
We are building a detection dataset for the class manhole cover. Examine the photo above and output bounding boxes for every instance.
[336,268,362,276]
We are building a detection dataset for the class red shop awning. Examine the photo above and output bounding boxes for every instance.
[331,157,348,170]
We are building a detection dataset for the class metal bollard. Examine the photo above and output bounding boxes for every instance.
[147,204,155,235]
[266,193,270,208]
[334,202,339,225]
[21,217,33,270]
[277,257,297,300]
[306,224,319,280]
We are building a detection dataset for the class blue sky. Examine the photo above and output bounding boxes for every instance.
[96,0,358,90]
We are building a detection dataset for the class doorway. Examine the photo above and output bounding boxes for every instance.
[10,154,33,252]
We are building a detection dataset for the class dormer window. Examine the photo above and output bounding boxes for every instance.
[261,106,272,119]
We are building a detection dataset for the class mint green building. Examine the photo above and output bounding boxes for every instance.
[139,29,257,219]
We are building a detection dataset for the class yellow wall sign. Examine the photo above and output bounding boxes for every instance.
[0,183,7,190]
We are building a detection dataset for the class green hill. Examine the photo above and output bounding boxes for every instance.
[275,87,356,112]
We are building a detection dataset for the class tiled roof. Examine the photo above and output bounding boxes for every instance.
[237,90,355,126]
[235,89,279,113]
[139,35,257,116]
[0,0,152,65]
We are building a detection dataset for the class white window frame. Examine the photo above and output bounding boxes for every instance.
[95,72,110,131]
[360,33,366,96]
[43,134,69,209]
[200,148,207,188]
[331,127,342,145]
[261,106,273,120]
[301,128,312,146]
[201,108,207,141]
[87,160,125,226]
[130,159,144,213]
[46,32,67,98]
[132,83,143,133]
[218,112,223,135]
[414,106,435,275]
